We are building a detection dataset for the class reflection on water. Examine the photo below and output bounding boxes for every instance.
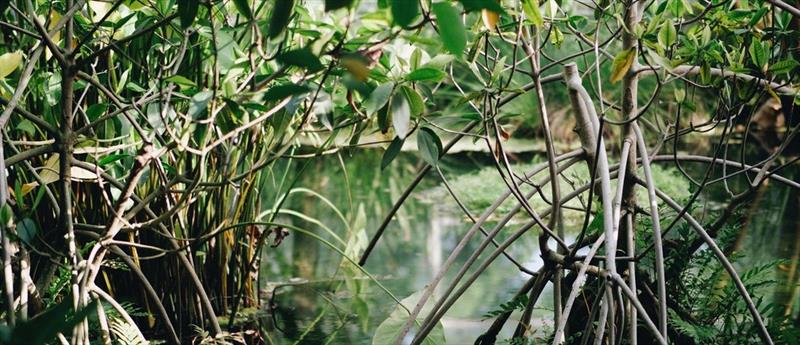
[258,147,799,344]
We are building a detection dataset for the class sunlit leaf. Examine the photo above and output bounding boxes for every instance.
[165,75,196,90]
[432,2,466,58]
[610,48,636,84]
[0,50,22,79]
[406,68,446,82]
[522,0,543,27]
[549,26,564,47]
[658,20,677,48]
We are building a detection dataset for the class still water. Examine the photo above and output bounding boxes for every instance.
[257,147,799,344]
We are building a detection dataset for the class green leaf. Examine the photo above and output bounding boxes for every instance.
[401,85,425,116]
[420,55,455,69]
[432,2,467,58]
[16,119,35,136]
[668,0,684,17]
[188,90,213,119]
[749,40,768,72]
[390,93,411,139]
[17,218,37,245]
[406,68,447,82]
[177,0,199,28]
[366,82,394,116]
[417,127,442,166]
[232,0,253,20]
[549,25,564,47]
[770,58,799,75]
[522,0,543,27]
[277,48,324,71]
[658,20,677,47]
[268,0,294,38]
[674,87,686,103]
[372,291,446,345]
[0,299,98,345]
[166,75,196,90]
[749,7,769,27]
[98,154,130,167]
[263,84,311,102]
[610,48,636,84]
[85,103,108,121]
[391,0,419,27]
[459,0,505,14]
[381,136,404,170]
[325,0,353,11]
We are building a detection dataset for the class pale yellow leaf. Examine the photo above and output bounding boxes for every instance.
[610,48,636,84]
[341,57,370,82]
[38,154,60,185]
[89,1,112,22]
[70,166,99,181]
[0,51,22,79]
[19,183,38,197]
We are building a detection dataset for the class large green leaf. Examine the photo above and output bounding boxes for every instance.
[769,58,799,75]
[657,20,677,48]
[406,68,446,82]
[188,90,213,119]
[372,291,446,345]
[0,300,98,345]
[16,218,37,245]
[365,82,394,116]
[232,0,253,20]
[401,85,425,116]
[432,2,466,58]
[381,136,404,170]
[417,127,442,166]
[277,47,324,71]
[268,0,294,38]
[749,40,768,72]
[521,0,543,27]
[390,93,411,139]
[391,0,419,28]
[177,0,199,28]
[610,48,635,84]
